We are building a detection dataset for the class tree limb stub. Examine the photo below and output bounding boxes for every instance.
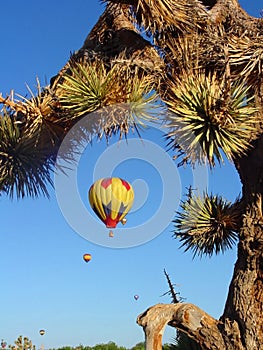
[137,303,226,350]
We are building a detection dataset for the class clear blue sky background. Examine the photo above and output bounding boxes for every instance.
[0,1,261,349]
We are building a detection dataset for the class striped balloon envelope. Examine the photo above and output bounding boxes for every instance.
[88,177,134,229]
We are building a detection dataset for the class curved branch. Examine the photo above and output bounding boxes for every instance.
[137,303,225,350]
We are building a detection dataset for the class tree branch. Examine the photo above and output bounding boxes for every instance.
[137,303,226,350]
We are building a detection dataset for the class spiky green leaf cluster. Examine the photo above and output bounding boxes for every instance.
[58,60,115,118]
[125,72,161,126]
[165,72,259,166]
[174,192,240,257]
[0,111,55,198]
[57,59,159,124]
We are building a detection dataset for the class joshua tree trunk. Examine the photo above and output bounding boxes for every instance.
[220,135,263,349]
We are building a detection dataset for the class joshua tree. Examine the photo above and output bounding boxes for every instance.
[0,0,262,349]
[9,336,35,350]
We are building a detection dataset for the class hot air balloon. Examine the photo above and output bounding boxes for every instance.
[134,294,139,300]
[121,218,127,225]
[83,253,92,263]
[1,341,7,349]
[39,330,45,336]
[89,177,134,229]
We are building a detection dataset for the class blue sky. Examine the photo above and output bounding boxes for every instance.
[0,1,261,349]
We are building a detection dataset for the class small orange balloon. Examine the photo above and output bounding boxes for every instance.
[83,253,92,263]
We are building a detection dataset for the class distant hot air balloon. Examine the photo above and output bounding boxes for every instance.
[134,294,139,300]
[83,253,92,263]
[1,340,7,349]
[89,177,134,229]
[39,330,45,336]
[121,218,127,225]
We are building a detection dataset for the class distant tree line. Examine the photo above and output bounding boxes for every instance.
[51,339,193,350]
[7,336,194,350]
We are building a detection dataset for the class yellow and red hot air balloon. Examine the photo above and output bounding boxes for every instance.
[89,177,134,229]
[83,253,92,263]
